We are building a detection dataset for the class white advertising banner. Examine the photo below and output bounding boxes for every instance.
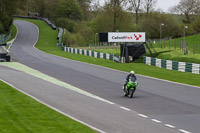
[108,32,146,42]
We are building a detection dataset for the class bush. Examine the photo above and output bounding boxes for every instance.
[55,0,83,21]
[138,13,182,39]
[56,18,76,32]
[75,22,93,45]
[0,21,4,33]
[192,18,200,33]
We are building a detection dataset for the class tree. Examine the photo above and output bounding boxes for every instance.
[77,0,92,20]
[192,17,200,33]
[138,12,182,39]
[90,9,135,33]
[171,0,200,23]
[143,0,157,16]
[0,0,27,33]
[55,0,83,21]
[104,0,127,31]
[128,0,143,24]
[27,0,57,18]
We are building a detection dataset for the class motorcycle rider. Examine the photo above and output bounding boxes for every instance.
[123,71,137,90]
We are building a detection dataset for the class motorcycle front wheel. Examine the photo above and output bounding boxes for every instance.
[128,88,136,98]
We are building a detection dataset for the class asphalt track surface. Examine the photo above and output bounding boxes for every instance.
[1,20,200,133]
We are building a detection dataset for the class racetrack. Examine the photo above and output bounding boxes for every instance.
[1,20,200,133]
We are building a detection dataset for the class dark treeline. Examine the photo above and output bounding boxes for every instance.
[1,0,200,46]
[0,0,27,34]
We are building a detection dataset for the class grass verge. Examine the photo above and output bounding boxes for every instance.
[10,24,17,41]
[16,18,200,87]
[0,80,96,133]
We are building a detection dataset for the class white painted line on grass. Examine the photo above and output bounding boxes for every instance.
[164,124,175,128]
[120,107,131,111]
[0,79,107,133]
[179,129,191,133]
[151,119,162,123]
[138,114,148,118]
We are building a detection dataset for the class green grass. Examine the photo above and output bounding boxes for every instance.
[153,34,200,53]
[0,80,96,133]
[16,18,200,87]
[146,34,200,63]
[145,48,200,64]
[76,41,200,64]
[76,46,200,64]
[9,24,17,41]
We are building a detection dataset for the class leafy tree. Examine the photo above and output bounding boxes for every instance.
[138,12,182,39]
[0,0,27,33]
[192,17,200,33]
[55,0,83,21]
[56,18,76,32]
[128,0,143,24]
[171,0,200,23]
[28,0,45,17]
[77,0,92,20]
[104,0,127,31]
[143,0,157,16]
[27,0,57,19]
[90,9,135,33]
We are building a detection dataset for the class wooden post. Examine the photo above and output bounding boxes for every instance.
[193,44,195,55]
[174,40,176,50]
[186,44,188,55]
[182,40,183,51]
[164,39,166,48]
[159,41,160,48]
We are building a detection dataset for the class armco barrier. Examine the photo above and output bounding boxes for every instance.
[143,56,200,74]
[56,28,63,47]
[0,46,10,62]
[0,34,11,44]
[14,16,57,30]
[15,15,61,46]
[62,45,123,63]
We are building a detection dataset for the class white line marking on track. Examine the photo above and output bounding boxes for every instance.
[13,20,194,133]
[138,114,148,118]
[164,124,175,128]
[103,100,115,105]
[120,107,130,111]
[151,119,162,123]
[178,129,191,133]
[25,18,200,91]
[0,79,107,133]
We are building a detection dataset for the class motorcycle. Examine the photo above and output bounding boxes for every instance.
[123,77,138,98]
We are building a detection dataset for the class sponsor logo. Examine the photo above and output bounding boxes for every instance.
[112,34,143,40]
[134,34,142,40]
[108,32,145,42]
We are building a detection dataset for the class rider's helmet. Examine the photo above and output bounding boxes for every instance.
[130,71,135,76]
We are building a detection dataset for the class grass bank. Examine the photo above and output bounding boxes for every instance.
[1,18,97,133]
[17,18,200,87]
[10,24,17,41]
[0,80,96,133]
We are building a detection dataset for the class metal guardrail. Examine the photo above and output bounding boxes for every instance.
[0,45,10,62]
[15,15,62,47]
[57,28,63,47]
[0,34,11,44]
[14,15,57,30]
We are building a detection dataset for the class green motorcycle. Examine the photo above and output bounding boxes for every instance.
[124,77,138,98]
